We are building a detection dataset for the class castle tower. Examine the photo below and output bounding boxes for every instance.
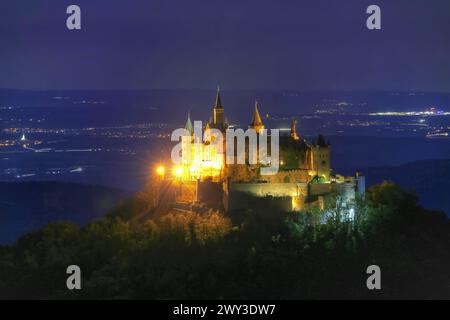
[311,134,331,180]
[290,119,300,140]
[213,87,225,129]
[181,112,193,167]
[249,101,264,134]
[185,111,193,135]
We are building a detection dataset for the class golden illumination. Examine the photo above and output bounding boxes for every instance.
[178,133,224,181]
[173,166,183,177]
[156,165,165,176]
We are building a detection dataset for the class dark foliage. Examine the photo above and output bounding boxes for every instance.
[0,182,449,299]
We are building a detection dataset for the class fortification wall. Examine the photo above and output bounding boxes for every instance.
[177,182,197,202]
[309,182,356,202]
[260,169,311,184]
[231,182,308,197]
[227,190,293,212]
[197,180,223,209]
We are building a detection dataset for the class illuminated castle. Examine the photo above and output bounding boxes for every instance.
[179,89,227,181]
[172,88,364,212]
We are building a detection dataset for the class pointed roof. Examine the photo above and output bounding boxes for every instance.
[214,86,223,109]
[185,112,193,134]
[290,119,300,140]
[250,101,263,127]
[316,134,328,147]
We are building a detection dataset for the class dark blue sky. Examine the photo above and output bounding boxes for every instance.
[1,0,450,91]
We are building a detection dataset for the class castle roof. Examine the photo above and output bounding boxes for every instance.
[290,119,300,140]
[185,112,193,134]
[279,134,309,151]
[214,87,223,109]
[250,101,263,127]
[316,134,328,147]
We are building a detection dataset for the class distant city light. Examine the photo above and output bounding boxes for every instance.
[369,107,450,116]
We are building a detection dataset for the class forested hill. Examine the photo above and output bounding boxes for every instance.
[0,182,448,299]
[360,159,450,216]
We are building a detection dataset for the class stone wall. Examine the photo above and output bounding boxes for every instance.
[309,181,356,203]
[197,180,223,209]
[260,169,311,184]
[227,190,293,212]
[228,180,357,212]
[231,182,308,198]
[177,182,197,202]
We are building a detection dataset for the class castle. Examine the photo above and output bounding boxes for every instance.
[168,89,364,213]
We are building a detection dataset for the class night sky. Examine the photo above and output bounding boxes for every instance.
[1,0,450,91]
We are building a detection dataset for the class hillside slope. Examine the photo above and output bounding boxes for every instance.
[361,159,450,215]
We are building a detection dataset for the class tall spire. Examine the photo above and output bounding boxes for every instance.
[250,101,264,133]
[212,86,225,128]
[251,101,263,126]
[290,119,300,140]
[214,86,223,109]
[185,111,193,134]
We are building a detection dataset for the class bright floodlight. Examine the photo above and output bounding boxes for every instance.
[156,165,165,176]
[173,166,183,177]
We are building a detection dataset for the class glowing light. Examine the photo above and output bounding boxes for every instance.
[173,166,183,177]
[156,165,165,176]
[348,207,355,220]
